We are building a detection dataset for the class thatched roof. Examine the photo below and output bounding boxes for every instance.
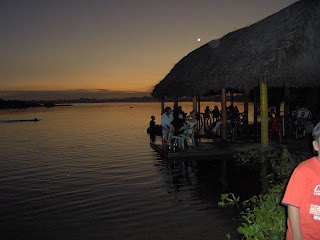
[152,40,220,98]
[152,0,320,98]
[208,0,320,92]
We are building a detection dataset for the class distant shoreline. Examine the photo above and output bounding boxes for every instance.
[0,95,249,109]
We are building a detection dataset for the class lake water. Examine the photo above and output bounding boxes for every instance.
[0,102,260,240]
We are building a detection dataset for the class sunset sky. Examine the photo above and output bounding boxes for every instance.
[1,0,297,100]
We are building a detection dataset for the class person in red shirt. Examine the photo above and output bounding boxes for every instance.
[282,122,320,239]
[269,113,282,131]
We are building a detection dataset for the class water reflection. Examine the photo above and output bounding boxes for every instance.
[158,156,261,206]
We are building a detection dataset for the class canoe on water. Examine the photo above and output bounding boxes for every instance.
[0,118,40,123]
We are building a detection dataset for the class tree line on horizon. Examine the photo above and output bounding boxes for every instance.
[0,94,251,109]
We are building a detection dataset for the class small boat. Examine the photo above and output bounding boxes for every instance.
[0,118,40,123]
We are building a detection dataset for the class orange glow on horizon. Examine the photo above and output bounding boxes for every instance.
[2,0,297,95]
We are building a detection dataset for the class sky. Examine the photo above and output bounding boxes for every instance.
[1,0,297,100]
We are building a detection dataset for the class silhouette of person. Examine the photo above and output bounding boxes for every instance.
[212,105,220,122]
[150,116,155,128]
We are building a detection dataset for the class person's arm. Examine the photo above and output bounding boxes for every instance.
[168,124,174,140]
[288,205,303,240]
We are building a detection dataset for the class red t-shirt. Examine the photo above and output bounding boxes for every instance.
[282,157,320,239]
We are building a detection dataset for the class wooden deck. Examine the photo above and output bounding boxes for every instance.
[150,140,262,159]
[149,122,314,159]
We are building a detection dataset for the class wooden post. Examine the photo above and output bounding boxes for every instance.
[284,87,290,117]
[244,97,249,125]
[193,96,197,111]
[197,95,201,113]
[161,99,165,115]
[284,87,290,136]
[260,82,269,147]
[230,90,234,107]
[174,97,178,110]
[254,91,258,126]
[221,88,227,141]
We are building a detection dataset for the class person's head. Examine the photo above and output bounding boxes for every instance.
[190,110,196,118]
[206,106,209,109]
[151,116,155,120]
[164,107,171,115]
[312,122,320,157]
[173,111,179,119]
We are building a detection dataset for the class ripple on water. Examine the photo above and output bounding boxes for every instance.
[0,103,259,239]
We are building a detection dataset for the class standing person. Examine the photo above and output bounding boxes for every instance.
[204,106,211,116]
[212,105,220,122]
[297,106,312,120]
[281,122,320,240]
[234,106,240,119]
[161,107,173,146]
[149,116,156,128]
[178,106,187,119]
[268,113,282,131]
[185,110,197,147]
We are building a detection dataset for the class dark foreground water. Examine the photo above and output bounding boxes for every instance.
[0,102,260,240]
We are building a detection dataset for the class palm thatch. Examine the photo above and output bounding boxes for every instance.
[207,0,320,92]
[152,40,220,98]
[152,0,320,98]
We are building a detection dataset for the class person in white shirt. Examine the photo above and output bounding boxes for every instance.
[161,107,173,146]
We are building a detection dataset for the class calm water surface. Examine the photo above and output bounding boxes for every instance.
[0,102,259,240]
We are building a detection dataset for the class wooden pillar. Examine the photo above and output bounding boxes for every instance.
[284,87,290,117]
[161,98,165,114]
[254,91,258,126]
[244,97,249,125]
[260,82,269,147]
[197,95,201,113]
[284,87,290,136]
[230,90,234,107]
[221,88,227,141]
[193,96,197,111]
[174,97,178,110]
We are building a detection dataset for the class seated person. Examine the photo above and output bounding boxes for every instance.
[211,107,233,134]
[168,111,186,143]
[186,110,197,129]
